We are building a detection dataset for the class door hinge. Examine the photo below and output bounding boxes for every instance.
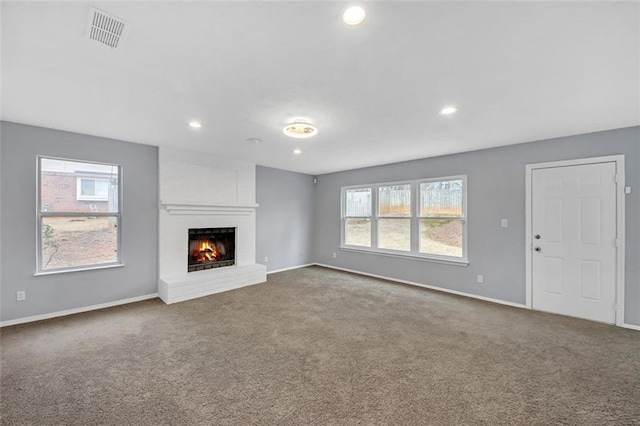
[615,174,619,183]
[615,302,619,311]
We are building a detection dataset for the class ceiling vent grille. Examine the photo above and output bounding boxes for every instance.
[85,7,127,49]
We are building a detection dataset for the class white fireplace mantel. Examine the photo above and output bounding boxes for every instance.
[161,202,260,216]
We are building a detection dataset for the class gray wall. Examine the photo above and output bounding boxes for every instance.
[313,126,640,326]
[0,122,3,319]
[256,166,315,273]
[0,122,159,322]
[2,122,637,326]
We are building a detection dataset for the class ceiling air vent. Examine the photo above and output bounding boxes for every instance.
[85,7,128,49]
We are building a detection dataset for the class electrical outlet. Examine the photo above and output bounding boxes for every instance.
[264,256,268,263]
[501,219,508,228]
[625,186,631,194]
[16,291,26,301]
[477,275,484,283]
[332,252,337,258]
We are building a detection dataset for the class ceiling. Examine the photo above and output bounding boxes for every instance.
[2,1,638,175]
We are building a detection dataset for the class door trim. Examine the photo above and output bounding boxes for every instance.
[525,155,625,326]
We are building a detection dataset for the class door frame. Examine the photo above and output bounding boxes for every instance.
[525,155,625,326]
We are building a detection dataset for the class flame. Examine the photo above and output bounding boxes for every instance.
[192,239,219,263]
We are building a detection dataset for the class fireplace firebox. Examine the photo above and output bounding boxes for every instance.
[188,228,235,272]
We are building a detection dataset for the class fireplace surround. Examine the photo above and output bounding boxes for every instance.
[158,147,266,305]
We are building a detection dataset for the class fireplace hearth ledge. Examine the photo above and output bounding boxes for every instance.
[159,264,266,304]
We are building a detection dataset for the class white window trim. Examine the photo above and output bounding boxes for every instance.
[340,176,468,265]
[76,177,111,201]
[36,156,123,275]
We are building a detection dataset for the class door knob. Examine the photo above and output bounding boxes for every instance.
[535,234,541,239]
[534,247,541,252]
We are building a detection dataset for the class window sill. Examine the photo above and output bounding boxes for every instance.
[77,197,108,202]
[339,246,469,266]
[34,263,124,276]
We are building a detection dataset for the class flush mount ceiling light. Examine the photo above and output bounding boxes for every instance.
[246,137,262,144]
[440,106,458,115]
[343,5,366,25]
[283,121,318,139]
[189,121,202,128]
[293,149,302,155]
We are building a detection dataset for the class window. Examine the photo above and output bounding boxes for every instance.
[344,188,372,247]
[77,178,110,201]
[378,184,411,251]
[341,176,467,263]
[38,157,122,273]
[419,179,464,258]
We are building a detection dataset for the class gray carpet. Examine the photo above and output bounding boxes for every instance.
[1,266,639,425]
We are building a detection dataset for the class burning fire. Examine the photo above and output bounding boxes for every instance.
[192,240,219,263]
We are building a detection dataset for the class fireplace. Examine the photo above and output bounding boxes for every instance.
[188,227,235,272]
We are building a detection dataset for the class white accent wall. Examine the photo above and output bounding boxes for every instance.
[158,147,266,304]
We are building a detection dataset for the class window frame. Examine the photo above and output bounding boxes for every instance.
[36,156,124,275]
[340,176,468,265]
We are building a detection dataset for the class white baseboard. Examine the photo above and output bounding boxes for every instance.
[0,293,159,327]
[267,263,315,275]
[6,266,637,332]
[314,263,529,310]
[622,323,640,331]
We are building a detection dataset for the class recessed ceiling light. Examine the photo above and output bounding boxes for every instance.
[283,121,318,139]
[440,106,458,115]
[293,149,302,155]
[189,121,202,128]
[343,5,366,25]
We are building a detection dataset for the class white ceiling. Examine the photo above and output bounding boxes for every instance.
[2,1,638,175]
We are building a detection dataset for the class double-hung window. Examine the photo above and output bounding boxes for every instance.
[341,176,467,264]
[37,157,122,273]
[343,187,372,247]
[377,184,411,251]
[418,178,465,258]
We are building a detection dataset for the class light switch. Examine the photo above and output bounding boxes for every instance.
[625,187,631,194]
[501,219,508,228]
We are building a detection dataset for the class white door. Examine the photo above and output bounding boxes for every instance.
[531,162,617,323]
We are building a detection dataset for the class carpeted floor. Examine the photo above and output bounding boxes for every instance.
[1,266,639,425]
